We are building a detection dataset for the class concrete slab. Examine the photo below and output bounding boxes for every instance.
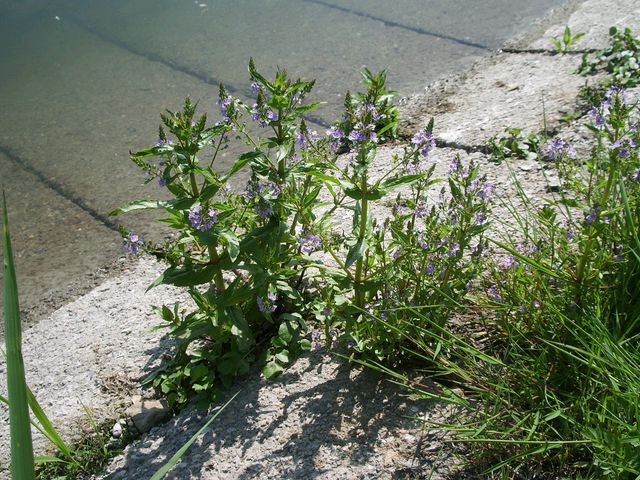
[528,0,640,50]
[0,257,186,473]
[402,52,603,146]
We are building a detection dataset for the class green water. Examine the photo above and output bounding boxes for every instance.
[0,0,566,315]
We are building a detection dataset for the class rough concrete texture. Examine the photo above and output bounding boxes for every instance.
[98,353,458,480]
[1,0,638,478]
[401,52,603,146]
[528,0,640,50]
[0,258,188,476]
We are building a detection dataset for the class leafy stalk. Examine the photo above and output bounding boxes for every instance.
[3,191,36,479]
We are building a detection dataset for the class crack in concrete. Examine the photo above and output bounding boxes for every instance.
[435,138,490,154]
[302,0,491,51]
[0,144,120,233]
[501,47,598,55]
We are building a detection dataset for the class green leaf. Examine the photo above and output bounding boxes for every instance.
[563,26,571,45]
[219,231,240,262]
[275,350,290,364]
[262,361,284,379]
[148,265,219,290]
[278,321,298,343]
[248,58,273,91]
[221,151,262,182]
[2,192,36,479]
[345,238,366,268]
[380,174,423,192]
[342,181,384,201]
[150,392,238,480]
[109,198,194,216]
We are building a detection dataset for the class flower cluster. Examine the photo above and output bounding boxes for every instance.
[299,234,322,254]
[541,138,576,160]
[587,86,632,129]
[251,102,278,128]
[123,233,143,254]
[257,293,278,314]
[245,177,281,220]
[188,205,218,231]
[411,129,436,158]
[613,137,637,158]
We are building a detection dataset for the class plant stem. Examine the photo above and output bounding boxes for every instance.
[208,245,226,293]
[190,172,199,197]
[354,174,369,308]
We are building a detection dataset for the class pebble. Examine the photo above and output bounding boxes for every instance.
[111,422,123,438]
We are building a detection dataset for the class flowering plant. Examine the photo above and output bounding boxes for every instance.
[113,61,489,405]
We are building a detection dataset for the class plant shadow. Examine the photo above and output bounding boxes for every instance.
[103,348,449,479]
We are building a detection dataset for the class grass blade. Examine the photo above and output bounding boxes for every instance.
[150,391,239,480]
[3,191,36,479]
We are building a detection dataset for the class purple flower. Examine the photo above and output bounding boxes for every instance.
[251,81,261,95]
[251,104,260,122]
[413,202,428,218]
[477,183,494,201]
[417,232,429,250]
[256,205,274,219]
[348,129,366,144]
[188,205,218,231]
[311,329,323,350]
[158,177,167,187]
[327,125,344,140]
[613,244,624,262]
[498,254,517,270]
[542,138,576,160]
[613,137,637,158]
[448,243,460,258]
[123,233,143,254]
[299,234,322,254]
[476,212,486,225]
[588,106,606,128]
[155,138,174,147]
[411,129,436,157]
[584,206,599,225]
[487,285,501,302]
[257,294,277,314]
[296,131,307,149]
[217,96,233,123]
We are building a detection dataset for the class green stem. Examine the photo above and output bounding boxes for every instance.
[289,175,312,236]
[575,161,617,287]
[190,172,199,197]
[208,245,225,294]
[354,174,369,308]
[208,133,226,169]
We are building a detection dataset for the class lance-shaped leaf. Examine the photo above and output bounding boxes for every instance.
[3,192,36,479]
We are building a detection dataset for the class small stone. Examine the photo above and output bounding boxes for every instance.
[111,422,123,438]
[126,396,171,434]
[518,162,534,172]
